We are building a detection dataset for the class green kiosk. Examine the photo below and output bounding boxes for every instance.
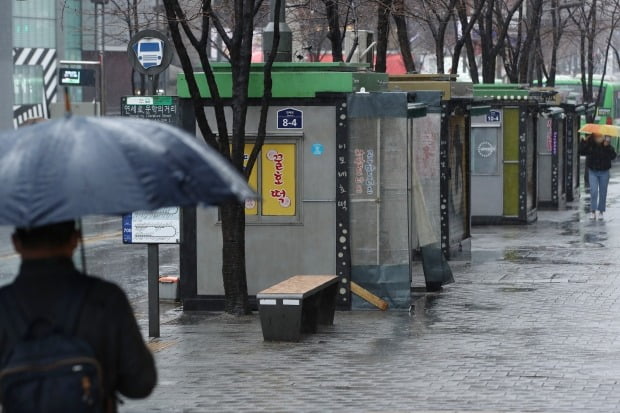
[177,63,433,311]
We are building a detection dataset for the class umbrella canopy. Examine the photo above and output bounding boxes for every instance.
[0,116,255,228]
[578,123,620,137]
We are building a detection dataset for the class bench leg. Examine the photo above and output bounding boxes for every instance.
[259,303,303,342]
[301,294,320,334]
[316,283,338,326]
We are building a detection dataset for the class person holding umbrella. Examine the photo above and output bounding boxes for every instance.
[0,220,157,412]
[0,115,255,411]
[579,132,617,220]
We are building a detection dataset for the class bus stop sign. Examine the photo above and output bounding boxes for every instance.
[127,29,173,75]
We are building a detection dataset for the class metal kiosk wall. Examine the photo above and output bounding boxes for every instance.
[472,85,539,224]
[561,103,589,202]
[388,74,473,259]
[177,63,390,311]
[536,105,566,208]
[347,92,427,309]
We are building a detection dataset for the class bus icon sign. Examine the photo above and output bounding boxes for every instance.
[127,29,173,75]
[132,38,164,69]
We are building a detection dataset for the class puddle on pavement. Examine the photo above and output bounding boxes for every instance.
[461,302,501,312]
[503,249,540,262]
[499,287,537,293]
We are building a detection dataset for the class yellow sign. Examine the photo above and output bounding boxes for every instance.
[261,143,296,216]
[243,144,258,215]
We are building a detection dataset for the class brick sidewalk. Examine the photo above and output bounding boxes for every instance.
[125,169,620,412]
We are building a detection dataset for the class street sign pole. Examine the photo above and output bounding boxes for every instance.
[147,244,160,338]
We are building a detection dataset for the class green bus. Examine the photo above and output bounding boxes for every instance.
[555,77,620,151]
[554,77,620,125]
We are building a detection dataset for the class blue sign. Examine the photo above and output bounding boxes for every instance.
[122,214,133,244]
[486,110,501,123]
[311,143,324,156]
[277,108,303,129]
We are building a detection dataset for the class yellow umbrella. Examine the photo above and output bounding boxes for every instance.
[578,123,620,137]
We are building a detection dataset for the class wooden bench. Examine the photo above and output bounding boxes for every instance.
[257,275,339,342]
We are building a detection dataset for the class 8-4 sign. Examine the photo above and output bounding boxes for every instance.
[277,108,303,129]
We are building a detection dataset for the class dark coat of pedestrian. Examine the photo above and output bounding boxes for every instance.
[0,221,156,412]
[580,134,617,219]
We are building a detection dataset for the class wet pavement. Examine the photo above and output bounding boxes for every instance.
[117,163,620,412]
[4,166,620,411]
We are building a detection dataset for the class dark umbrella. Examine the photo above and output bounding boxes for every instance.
[0,115,254,228]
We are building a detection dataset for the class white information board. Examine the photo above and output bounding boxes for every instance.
[122,207,181,244]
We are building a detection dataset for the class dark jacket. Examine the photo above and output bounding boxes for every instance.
[580,138,617,171]
[0,258,156,412]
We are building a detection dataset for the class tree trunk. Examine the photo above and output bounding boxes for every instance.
[464,33,479,83]
[451,0,485,78]
[547,0,559,86]
[434,0,456,74]
[163,0,274,315]
[220,202,249,314]
[375,0,392,73]
[324,0,343,62]
[478,0,523,83]
[392,0,415,73]
[481,57,496,83]
[517,0,542,83]
[478,0,494,82]
[586,2,596,106]
[435,31,445,74]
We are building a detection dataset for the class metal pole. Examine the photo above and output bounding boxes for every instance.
[147,244,160,337]
[93,4,98,59]
[100,3,106,115]
[0,0,13,129]
[150,74,159,95]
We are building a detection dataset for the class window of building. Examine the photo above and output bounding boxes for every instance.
[13,65,44,105]
[13,0,55,19]
[13,0,56,48]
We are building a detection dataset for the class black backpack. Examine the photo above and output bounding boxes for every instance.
[0,284,104,413]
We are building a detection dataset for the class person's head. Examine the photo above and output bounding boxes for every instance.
[12,220,80,259]
[592,133,605,144]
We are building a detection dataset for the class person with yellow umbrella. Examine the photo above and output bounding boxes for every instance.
[579,124,619,220]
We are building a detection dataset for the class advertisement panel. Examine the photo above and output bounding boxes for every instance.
[261,143,296,216]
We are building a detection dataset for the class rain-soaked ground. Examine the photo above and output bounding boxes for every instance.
[4,164,620,411]
[120,164,620,412]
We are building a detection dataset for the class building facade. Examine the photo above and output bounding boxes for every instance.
[1,0,141,129]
